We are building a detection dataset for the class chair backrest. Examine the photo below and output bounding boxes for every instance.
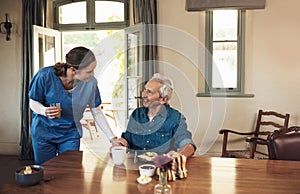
[253,109,290,137]
[267,126,300,161]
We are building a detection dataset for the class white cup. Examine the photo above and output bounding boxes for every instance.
[111,146,127,165]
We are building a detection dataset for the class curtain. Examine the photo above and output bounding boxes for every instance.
[133,0,157,81]
[19,0,47,160]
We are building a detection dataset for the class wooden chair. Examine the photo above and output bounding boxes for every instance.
[81,104,118,140]
[101,102,118,126]
[267,126,300,161]
[82,119,99,140]
[219,109,290,159]
[81,107,99,140]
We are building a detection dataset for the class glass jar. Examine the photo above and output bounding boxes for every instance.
[154,169,172,194]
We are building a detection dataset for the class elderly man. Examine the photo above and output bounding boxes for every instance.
[113,73,196,158]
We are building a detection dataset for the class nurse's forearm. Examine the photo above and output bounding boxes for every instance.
[29,99,47,116]
[91,107,116,141]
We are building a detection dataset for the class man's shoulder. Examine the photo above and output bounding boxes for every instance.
[132,107,147,115]
[166,105,183,117]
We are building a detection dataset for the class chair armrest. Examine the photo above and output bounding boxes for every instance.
[254,131,273,136]
[219,129,256,136]
[246,137,268,145]
[219,129,272,136]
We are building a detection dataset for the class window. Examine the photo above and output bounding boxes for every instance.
[57,1,87,24]
[53,0,129,30]
[202,10,253,97]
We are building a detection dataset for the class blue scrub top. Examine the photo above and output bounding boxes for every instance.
[28,66,101,143]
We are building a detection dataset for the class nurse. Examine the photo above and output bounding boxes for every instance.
[29,46,117,164]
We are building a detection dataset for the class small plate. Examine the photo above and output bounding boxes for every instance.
[137,175,152,185]
[137,152,158,162]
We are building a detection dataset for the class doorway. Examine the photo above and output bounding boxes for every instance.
[33,24,146,155]
[61,30,127,140]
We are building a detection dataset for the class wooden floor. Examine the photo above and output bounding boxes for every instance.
[0,155,34,186]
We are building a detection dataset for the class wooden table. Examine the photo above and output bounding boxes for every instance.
[2,150,300,194]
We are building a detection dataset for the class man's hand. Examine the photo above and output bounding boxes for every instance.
[166,144,195,159]
[177,144,195,158]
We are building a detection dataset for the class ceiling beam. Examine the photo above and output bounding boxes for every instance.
[186,0,266,11]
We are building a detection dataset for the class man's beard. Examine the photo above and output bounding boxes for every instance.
[143,98,161,108]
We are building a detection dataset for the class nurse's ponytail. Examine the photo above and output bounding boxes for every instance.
[54,62,69,76]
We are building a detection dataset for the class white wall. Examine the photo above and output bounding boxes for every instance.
[157,0,300,155]
[0,0,299,156]
[0,0,22,154]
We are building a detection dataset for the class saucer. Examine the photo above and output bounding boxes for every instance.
[137,175,152,185]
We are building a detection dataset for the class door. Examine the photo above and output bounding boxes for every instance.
[33,25,61,75]
[124,24,146,120]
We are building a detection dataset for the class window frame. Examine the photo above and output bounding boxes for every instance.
[53,0,129,30]
[200,9,253,97]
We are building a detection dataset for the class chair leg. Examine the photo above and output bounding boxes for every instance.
[86,119,98,139]
[249,142,256,159]
[82,123,93,140]
[88,127,93,140]
[105,110,117,126]
[87,119,98,133]
[221,133,229,157]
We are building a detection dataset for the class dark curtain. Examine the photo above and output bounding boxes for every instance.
[19,0,47,160]
[133,0,157,81]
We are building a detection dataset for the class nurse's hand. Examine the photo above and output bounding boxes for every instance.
[109,138,128,153]
[112,137,128,148]
[45,106,60,119]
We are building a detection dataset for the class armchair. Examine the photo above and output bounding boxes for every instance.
[219,109,290,159]
[267,126,300,161]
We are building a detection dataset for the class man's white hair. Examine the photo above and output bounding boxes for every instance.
[151,73,173,99]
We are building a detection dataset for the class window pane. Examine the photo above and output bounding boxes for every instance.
[37,35,56,69]
[95,1,124,23]
[59,2,86,24]
[127,33,139,76]
[213,10,237,41]
[212,42,237,88]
